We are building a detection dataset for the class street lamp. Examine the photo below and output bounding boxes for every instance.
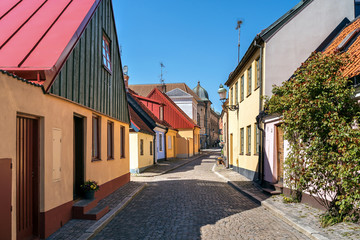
[217,84,238,111]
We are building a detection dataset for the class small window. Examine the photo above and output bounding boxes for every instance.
[92,115,101,160]
[150,141,153,155]
[102,34,112,72]
[168,136,172,149]
[255,123,260,155]
[160,106,164,121]
[247,66,252,96]
[255,58,260,89]
[120,126,125,158]
[240,75,244,102]
[247,125,251,155]
[235,82,238,104]
[159,133,163,151]
[140,139,144,155]
[107,121,114,159]
[240,128,244,155]
[229,88,233,105]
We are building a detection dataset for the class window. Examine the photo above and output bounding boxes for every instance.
[140,139,144,155]
[240,75,244,102]
[92,115,101,160]
[102,34,112,72]
[247,66,252,96]
[159,133,163,151]
[229,87,233,105]
[240,128,244,155]
[168,136,172,149]
[120,126,125,158]
[107,121,114,159]
[247,125,251,155]
[159,106,164,121]
[255,58,260,89]
[150,141,153,155]
[255,123,260,155]
[235,82,238,104]
[173,136,176,151]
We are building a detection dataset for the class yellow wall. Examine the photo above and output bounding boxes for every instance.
[227,48,262,174]
[137,132,154,170]
[166,129,177,159]
[0,73,129,238]
[194,127,200,154]
[176,129,194,158]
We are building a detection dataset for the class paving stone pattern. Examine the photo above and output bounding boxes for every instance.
[47,181,143,240]
[94,154,309,240]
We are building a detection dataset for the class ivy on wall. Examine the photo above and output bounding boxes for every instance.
[266,52,360,226]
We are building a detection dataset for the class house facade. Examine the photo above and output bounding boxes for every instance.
[146,88,201,158]
[0,0,130,239]
[129,105,155,173]
[224,0,355,181]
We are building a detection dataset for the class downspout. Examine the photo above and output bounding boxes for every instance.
[153,134,156,164]
[165,128,168,161]
[255,39,265,184]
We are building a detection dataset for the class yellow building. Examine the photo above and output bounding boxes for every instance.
[225,50,262,180]
[0,71,130,238]
[224,0,355,182]
[166,129,178,159]
[129,106,155,173]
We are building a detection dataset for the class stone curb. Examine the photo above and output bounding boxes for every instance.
[211,165,328,240]
[78,183,147,240]
[133,152,211,177]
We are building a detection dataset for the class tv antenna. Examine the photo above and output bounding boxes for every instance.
[160,62,165,84]
[236,20,243,63]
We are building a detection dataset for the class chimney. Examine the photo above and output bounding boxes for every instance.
[124,75,129,92]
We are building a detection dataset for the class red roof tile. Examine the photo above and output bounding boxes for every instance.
[324,18,360,78]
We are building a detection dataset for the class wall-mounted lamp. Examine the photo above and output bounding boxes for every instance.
[217,84,238,111]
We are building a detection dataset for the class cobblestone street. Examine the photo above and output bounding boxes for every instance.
[93,153,309,240]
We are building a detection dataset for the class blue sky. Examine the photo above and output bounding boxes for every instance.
[113,0,299,112]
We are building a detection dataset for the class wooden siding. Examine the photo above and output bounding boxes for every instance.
[49,0,129,124]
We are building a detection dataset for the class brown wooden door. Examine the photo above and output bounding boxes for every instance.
[0,158,12,240]
[74,116,84,200]
[230,134,233,166]
[276,125,284,182]
[16,116,39,240]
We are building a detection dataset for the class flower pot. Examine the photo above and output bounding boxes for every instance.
[84,191,95,200]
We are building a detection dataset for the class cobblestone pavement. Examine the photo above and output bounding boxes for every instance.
[214,164,360,240]
[47,181,144,240]
[94,153,309,240]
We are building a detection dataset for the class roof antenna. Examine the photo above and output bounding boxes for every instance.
[236,20,243,63]
[160,62,166,92]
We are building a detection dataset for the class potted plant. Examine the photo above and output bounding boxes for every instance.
[81,180,100,200]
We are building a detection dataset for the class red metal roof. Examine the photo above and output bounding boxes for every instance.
[0,0,100,91]
[147,88,199,130]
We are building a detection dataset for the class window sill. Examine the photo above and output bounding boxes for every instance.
[102,64,112,75]
[246,93,251,98]
[107,157,115,161]
[92,158,102,162]
[246,153,251,156]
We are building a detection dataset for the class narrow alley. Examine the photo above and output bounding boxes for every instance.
[93,152,308,240]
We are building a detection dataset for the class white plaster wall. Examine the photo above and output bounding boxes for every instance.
[170,98,194,119]
[264,0,354,96]
[129,133,139,170]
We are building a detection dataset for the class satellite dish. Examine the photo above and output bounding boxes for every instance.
[123,65,128,75]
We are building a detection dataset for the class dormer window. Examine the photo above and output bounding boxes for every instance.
[102,34,112,72]
[337,28,360,51]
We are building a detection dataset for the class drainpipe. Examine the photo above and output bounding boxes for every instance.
[254,39,265,184]
[153,134,156,165]
[165,128,168,161]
